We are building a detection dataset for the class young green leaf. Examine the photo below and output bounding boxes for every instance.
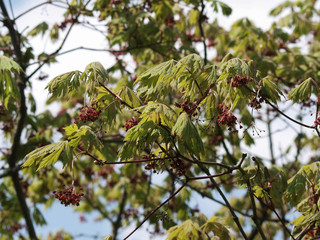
[221,58,250,77]
[67,125,103,151]
[0,55,22,73]
[288,77,313,103]
[23,141,68,171]
[172,112,204,156]
[139,102,177,128]
[261,77,283,103]
[27,22,49,37]
[118,86,143,108]
[219,2,232,16]
[202,216,231,240]
[166,219,205,240]
[137,59,176,99]
[45,70,82,98]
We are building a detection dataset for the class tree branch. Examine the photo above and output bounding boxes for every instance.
[198,0,207,65]
[123,181,188,240]
[192,154,249,240]
[0,1,38,239]
[112,187,127,240]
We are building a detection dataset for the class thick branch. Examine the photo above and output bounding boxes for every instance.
[0,1,38,239]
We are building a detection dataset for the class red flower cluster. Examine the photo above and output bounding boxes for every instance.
[123,117,138,131]
[8,223,23,234]
[209,135,222,145]
[0,105,6,117]
[231,75,252,87]
[169,158,187,177]
[58,17,73,30]
[144,155,161,173]
[217,103,242,131]
[53,186,84,207]
[306,227,320,239]
[314,117,320,128]
[249,96,264,109]
[175,101,199,116]
[75,102,101,124]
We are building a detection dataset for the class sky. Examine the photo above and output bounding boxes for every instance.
[2,0,302,239]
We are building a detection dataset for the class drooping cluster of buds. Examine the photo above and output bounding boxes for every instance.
[209,135,222,146]
[97,166,114,178]
[306,225,320,239]
[249,95,264,110]
[1,117,14,133]
[123,117,138,131]
[175,101,199,117]
[217,103,242,131]
[8,223,23,234]
[230,75,252,87]
[53,186,84,207]
[74,101,101,124]
[169,158,188,177]
[0,105,6,117]
[144,154,161,173]
[165,15,175,29]
[58,17,75,30]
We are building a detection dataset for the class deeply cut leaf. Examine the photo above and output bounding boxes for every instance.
[288,77,313,103]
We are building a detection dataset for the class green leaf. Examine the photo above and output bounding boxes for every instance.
[284,162,320,206]
[261,77,283,103]
[27,22,48,37]
[32,206,47,226]
[96,86,121,129]
[139,102,177,128]
[45,70,82,98]
[288,77,313,103]
[137,59,176,98]
[81,62,108,83]
[102,235,113,240]
[219,2,232,16]
[221,58,250,77]
[172,112,204,156]
[166,219,205,240]
[23,141,68,171]
[118,86,143,108]
[173,54,203,75]
[202,216,231,240]
[81,62,109,96]
[67,125,103,151]
[50,24,59,42]
[0,56,21,104]
[0,55,22,73]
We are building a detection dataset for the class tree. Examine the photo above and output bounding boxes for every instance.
[1,0,320,239]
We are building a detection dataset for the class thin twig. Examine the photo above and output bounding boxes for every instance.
[191,154,249,240]
[14,0,58,21]
[198,0,207,65]
[123,181,188,240]
[238,166,267,240]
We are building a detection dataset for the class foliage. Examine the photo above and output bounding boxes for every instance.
[2,0,320,239]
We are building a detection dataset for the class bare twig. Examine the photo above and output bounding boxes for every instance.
[123,181,188,240]
[191,154,249,240]
[198,0,207,65]
[113,187,127,240]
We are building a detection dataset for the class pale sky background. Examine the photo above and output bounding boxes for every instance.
[3,0,309,239]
